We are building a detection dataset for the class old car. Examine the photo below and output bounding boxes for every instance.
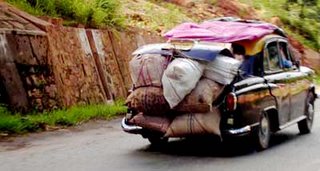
[121,19,318,151]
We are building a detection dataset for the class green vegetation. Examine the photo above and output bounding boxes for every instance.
[6,0,125,28]
[315,75,320,85]
[0,102,126,134]
[241,0,320,50]
[121,0,192,32]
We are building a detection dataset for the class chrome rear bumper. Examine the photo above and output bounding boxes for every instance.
[121,118,143,134]
[225,125,252,135]
[223,122,260,136]
[122,116,258,137]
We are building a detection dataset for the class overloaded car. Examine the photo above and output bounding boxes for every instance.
[121,18,318,151]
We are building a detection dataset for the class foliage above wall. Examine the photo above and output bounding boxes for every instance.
[6,0,125,28]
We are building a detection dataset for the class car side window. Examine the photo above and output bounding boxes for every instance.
[265,41,282,72]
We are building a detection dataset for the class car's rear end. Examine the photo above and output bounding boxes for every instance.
[121,41,244,143]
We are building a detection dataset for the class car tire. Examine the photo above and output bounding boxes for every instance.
[148,136,168,146]
[298,93,315,134]
[253,111,271,151]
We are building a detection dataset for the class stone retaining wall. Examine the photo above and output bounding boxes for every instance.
[0,2,164,112]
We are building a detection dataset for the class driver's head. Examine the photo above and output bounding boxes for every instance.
[269,46,278,56]
[232,44,245,61]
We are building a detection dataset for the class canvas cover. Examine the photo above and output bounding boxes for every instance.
[164,21,278,42]
[132,43,228,62]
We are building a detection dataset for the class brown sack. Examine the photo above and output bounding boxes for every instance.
[128,113,171,134]
[126,87,170,116]
[165,108,221,137]
[174,78,224,113]
[129,54,170,88]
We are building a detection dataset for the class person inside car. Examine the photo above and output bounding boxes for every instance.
[232,44,253,77]
[279,46,292,68]
[269,46,292,69]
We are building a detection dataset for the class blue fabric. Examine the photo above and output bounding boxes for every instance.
[181,44,226,61]
[240,56,254,77]
[281,59,292,68]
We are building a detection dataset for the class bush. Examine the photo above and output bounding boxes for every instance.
[6,0,125,28]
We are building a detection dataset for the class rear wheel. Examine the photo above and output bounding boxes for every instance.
[253,111,271,151]
[298,93,315,134]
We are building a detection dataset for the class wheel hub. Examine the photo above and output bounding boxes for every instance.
[261,117,269,136]
[307,103,314,127]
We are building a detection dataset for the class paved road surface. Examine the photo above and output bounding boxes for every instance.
[0,100,319,171]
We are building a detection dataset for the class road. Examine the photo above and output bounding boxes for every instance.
[0,99,319,171]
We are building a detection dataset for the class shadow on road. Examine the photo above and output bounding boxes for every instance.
[135,131,302,157]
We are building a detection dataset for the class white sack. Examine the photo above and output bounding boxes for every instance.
[204,55,241,85]
[129,54,170,88]
[162,58,204,108]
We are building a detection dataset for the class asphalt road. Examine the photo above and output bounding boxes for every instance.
[0,99,319,171]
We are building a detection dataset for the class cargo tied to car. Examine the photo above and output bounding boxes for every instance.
[121,18,318,151]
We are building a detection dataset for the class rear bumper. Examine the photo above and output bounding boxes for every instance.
[222,123,259,136]
[121,118,143,134]
[122,116,259,138]
[224,126,252,136]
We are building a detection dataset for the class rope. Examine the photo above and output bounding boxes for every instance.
[137,58,147,86]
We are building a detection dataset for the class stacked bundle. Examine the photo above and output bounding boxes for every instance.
[126,54,172,133]
[126,52,240,137]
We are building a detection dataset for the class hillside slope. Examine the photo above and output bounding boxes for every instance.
[5,0,320,71]
[121,0,320,71]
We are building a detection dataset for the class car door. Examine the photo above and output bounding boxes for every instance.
[263,39,291,125]
[279,40,310,121]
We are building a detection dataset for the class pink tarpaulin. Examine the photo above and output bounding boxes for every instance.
[164,21,278,42]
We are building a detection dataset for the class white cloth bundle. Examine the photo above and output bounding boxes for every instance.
[162,58,205,108]
[204,55,241,85]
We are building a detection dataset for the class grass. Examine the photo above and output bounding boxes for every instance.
[6,0,125,28]
[0,101,127,134]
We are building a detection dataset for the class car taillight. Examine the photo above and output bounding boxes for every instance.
[226,93,237,111]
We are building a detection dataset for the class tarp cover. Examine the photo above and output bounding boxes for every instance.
[164,21,278,42]
[132,43,228,61]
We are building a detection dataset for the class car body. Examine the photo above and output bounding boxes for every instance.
[121,25,317,151]
[220,34,317,150]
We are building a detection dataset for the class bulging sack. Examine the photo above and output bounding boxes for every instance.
[165,108,221,137]
[162,58,205,108]
[126,87,170,116]
[128,113,170,134]
[174,78,224,113]
[204,55,241,85]
[129,54,170,88]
